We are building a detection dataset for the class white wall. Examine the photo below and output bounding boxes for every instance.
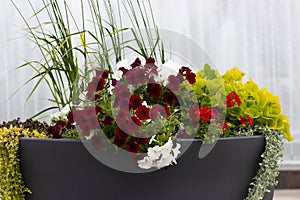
[1,1,299,156]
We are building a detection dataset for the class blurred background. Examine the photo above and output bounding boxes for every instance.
[0,0,299,177]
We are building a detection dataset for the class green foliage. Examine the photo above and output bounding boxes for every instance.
[192,64,293,141]
[0,126,48,200]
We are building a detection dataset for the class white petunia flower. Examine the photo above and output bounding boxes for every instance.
[148,146,161,160]
[137,137,182,170]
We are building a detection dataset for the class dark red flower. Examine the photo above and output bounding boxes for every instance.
[87,77,106,100]
[149,105,170,120]
[103,116,113,125]
[116,109,130,126]
[67,110,74,124]
[186,71,196,84]
[114,137,126,147]
[135,133,149,145]
[167,75,181,91]
[73,106,100,136]
[146,57,155,64]
[125,68,148,85]
[225,91,242,107]
[122,116,141,134]
[147,83,162,98]
[96,70,109,79]
[55,120,67,129]
[163,92,178,105]
[115,127,128,140]
[135,105,150,120]
[90,134,103,150]
[46,126,61,138]
[130,58,141,68]
[119,67,129,75]
[179,66,192,75]
[111,78,118,86]
[126,141,140,153]
[114,84,131,98]
[129,94,143,110]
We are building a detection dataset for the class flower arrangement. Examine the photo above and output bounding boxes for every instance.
[1,0,294,200]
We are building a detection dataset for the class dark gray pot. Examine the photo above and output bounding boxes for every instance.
[19,136,274,200]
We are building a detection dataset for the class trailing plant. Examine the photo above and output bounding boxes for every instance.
[0,126,48,200]
[235,126,284,200]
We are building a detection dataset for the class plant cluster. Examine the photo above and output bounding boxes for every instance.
[0,126,48,200]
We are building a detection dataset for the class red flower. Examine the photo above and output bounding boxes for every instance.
[186,71,196,84]
[130,58,141,68]
[147,83,162,98]
[149,105,170,120]
[126,141,140,153]
[135,105,150,120]
[73,106,100,136]
[179,66,192,75]
[167,75,181,91]
[90,134,103,150]
[163,92,178,105]
[240,115,253,127]
[198,106,211,122]
[222,121,229,131]
[130,94,143,110]
[189,104,200,124]
[225,91,242,107]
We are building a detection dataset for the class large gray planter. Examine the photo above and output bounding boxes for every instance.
[19,135,274,200]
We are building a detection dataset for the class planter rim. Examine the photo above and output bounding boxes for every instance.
[19,135,264,143]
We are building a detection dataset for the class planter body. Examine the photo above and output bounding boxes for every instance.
[19,136,273,200]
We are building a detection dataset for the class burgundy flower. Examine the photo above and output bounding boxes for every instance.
[114,84,131,98]
[46,126,61,138]
[147,83,162,98]
[163,92,178,105]
[179,66,192,75]
[186,71,196,84]
[126,141,140,153]
[119,67,129,75]
[90,134,103,150]
[115,127,128,140]
[114,137,126,147]
[67,110,74,124]
[55,120,67,129]
[135,133,149,145]
[122,116,141,134]
[103,116,113,125]
[130,94,143,110]
[146,57,155,64]
[73,106,100,136]
[130,58,141,68]
[149,105,170,120]
[125,68,148,85]
[135,105,150,120]
[116,109,130,126]
[167,75,181,91]
[87,77,106,100]
[111,78,118,86]
[96,70,109,79]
